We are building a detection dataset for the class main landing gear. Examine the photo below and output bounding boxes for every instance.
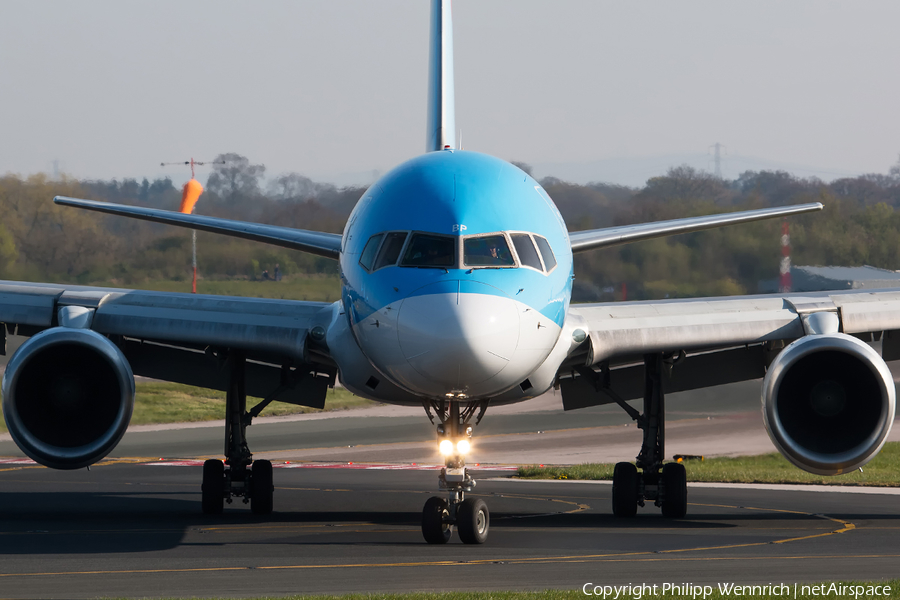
[587,353,687,519]
[201,352,274,516]
[421,400,490,544]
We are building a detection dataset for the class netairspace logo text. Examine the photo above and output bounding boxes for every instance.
[582,582,893,599]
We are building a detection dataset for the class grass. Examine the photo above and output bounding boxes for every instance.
[129,382,376,425]
[0,383,376,435]
[93,274,342,302]
[105,581,900,600]
[517,441,900,487]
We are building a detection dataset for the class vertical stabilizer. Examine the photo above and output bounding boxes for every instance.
[426,0,456,152]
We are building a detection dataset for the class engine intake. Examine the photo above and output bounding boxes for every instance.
[2,328,135,470]
[763,333,895,476]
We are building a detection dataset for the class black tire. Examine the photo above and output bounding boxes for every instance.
[422,496,452,544]
[661,462,687,519]
[251,459,274,515]
[612,462,638,518]
[201,459,225,515]
[457,498,489,544]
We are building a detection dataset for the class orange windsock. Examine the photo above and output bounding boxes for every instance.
[179,178,203,214]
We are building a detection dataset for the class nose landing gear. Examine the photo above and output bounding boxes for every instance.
[421,400,490,544]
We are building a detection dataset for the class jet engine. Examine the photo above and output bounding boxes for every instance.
[2,328,135,470]
[762,333,895,476]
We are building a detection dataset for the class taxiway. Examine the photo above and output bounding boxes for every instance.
[1,379,899,598]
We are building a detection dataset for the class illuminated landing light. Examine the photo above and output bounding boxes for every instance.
[456,439,471,455]
[439,439,454,456]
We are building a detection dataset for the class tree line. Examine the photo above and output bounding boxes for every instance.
[2,152,900,301]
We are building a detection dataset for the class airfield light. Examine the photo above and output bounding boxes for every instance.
[456,439,471,455]
[439,439,454,456]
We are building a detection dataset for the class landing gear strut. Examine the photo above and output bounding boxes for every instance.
[200,352,274,515]
[609,354,687,518]
[421,400,490,544]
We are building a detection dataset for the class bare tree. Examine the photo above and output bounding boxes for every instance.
[206,153,266,204]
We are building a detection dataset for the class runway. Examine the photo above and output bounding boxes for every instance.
[2,379,899,598]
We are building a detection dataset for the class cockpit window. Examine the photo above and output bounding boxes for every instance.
[464,234,515,267]
[534,235,557,271]
[374,232,407,270]
[401,233,456,267]
[359,233,384,271]
[510,234,543,271]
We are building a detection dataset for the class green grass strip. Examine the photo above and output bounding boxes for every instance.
[129,382,375,425]
[109,580,900,600]
[517,442,900,487]
[0,384,375,435]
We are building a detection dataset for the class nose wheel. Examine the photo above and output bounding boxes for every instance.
[421,496,452,544]
[421,399,490,544]
[457,497,489,544]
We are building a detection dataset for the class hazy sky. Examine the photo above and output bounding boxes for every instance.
[2,1,899,186]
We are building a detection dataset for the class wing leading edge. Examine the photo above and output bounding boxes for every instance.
[54,196,343,259]
[569,202,822,253]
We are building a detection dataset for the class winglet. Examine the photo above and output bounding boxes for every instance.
[426,0,456,152]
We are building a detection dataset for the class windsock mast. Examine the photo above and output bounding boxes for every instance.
[426,0,456,152]
[160,157,225,293]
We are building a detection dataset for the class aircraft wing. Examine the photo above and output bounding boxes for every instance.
[0,281,337,408]
[54,196,343,259]
[560,289,900,409]
[568,203,822,253]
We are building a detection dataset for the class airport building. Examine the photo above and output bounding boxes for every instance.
[759,265,900,293]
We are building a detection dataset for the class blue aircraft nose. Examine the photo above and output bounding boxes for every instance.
[397,281,520,392]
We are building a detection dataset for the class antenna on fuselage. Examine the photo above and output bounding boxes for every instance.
[426,0,456,152]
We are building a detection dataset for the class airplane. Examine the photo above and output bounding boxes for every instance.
[1,0,895,546]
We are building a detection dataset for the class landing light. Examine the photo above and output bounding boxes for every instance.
[439,439,454,456]
[456,439,471,454]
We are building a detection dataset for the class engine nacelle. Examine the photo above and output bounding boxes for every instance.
[762,333,895,476]
[2,328,135,470]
